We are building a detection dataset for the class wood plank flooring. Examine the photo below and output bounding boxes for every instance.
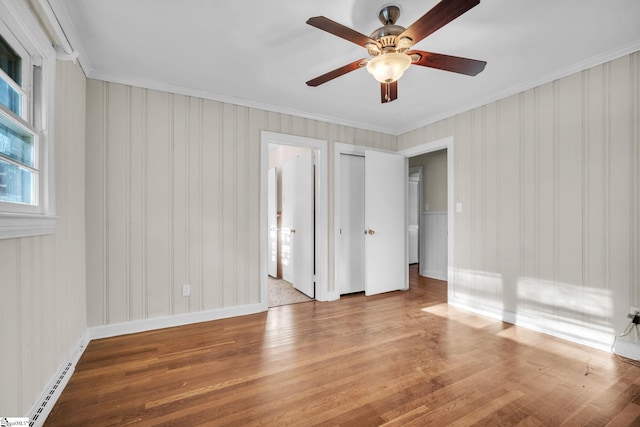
[45,266,640,426]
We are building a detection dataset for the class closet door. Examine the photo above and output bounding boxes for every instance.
[364,150,406,296]
[337,154,365,294]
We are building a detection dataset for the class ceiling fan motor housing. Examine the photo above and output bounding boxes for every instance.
[368,5,412,56]
[378,5,401,25]
[370,25,405,45]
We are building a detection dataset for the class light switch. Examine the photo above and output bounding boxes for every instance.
[456,202,463,213]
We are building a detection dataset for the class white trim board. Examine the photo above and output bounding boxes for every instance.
[613,339,640,361]
[85,70,398,136]
[395,40,640,135]
[77,41,640,137]
[87,303,266,341]
[448,299,624,355]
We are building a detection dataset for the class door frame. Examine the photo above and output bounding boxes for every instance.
[334,142,408,296]
[260,131,329,306]
[398,136,455,300]
[408,165,423,265]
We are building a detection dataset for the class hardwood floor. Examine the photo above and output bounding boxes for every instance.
[46,265,640,426]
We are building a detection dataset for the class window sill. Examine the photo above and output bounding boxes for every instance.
[0,212,57,239]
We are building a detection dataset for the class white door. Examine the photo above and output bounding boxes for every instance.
[337,154,365,294]
[364,150,406,296]
[281,151,315,298]
[267,167,278,277]
[281,161,294,283]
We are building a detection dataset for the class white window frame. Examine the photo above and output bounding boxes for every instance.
[0,0,57,239]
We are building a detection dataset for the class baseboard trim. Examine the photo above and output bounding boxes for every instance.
[323,290,340,302]
[87,303,267,340]
[28,330,90,427]
[612,338,640,360]
[448,299,614,353]
[420,269,447,281]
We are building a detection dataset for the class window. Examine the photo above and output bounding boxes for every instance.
[0,1,56,239]
[0,35,23,115]
[0,35,37,207]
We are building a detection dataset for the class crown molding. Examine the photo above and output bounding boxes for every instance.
[86,69,399,136]
[43,0,640,137]
[397,39,640,135]
[46,0,94,76]
[85,38,640,138]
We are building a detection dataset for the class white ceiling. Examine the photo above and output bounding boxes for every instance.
[54,0,640,135]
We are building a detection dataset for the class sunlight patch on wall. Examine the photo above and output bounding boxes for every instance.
[454,269,504,310]
[516,276,614,348]
[517,277,613,329]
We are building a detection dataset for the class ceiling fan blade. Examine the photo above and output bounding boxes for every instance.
[398,0,480,46]
[381,81,398,103]
[307,16,377,47]
[409,50,486,76]
[306,59,367,87]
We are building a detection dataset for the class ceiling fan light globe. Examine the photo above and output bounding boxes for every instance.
[366,52,411,83]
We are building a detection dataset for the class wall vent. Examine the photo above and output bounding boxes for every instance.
[29,362,73,427]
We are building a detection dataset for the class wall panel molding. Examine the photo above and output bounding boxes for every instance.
[85,79,395,326]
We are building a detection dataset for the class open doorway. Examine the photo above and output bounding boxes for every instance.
[267,144,315,307]
[260,131,330,308]
[408,150,447,280]
[399,136,455,300]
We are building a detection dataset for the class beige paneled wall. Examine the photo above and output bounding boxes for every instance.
[0,61,86,415]
[398,52,640,348]
[85,79,395,326]
[409,150,448,212]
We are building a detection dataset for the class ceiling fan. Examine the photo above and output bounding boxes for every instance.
[305,0,487,103]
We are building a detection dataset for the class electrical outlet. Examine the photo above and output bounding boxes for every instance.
[182,284,191,297]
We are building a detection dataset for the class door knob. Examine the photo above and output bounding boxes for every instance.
[290,229,296,234]
[367,229,375,235]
